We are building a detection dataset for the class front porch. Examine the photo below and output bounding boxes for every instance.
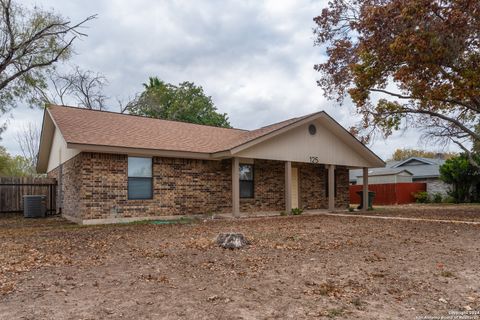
[229,157,370,216]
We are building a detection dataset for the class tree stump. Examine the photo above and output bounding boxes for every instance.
[216,233,249,249]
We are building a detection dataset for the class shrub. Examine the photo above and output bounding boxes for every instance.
[413,191,429,203]
[440,154,480,203]
[291,208,303,215]
[443,195,456,204]
[432,193,443,203]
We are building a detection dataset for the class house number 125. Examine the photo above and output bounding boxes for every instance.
[309,156,319,164]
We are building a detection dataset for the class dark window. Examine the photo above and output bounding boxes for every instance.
[239,164,254,198]
[325,169,337,197]
[128,157,153,199]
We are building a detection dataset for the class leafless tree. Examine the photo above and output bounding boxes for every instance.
[30,66,108,110]
[116,94,140,114]
[15,122,39,169]
[67,67,108,110]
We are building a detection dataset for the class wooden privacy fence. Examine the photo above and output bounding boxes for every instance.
[349,182,427,205]
[0,177,57,214]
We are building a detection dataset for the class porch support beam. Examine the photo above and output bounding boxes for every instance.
[285,161,292,214]
[362,167,369,211]
[328,164,335,211]
[232,157,240,217]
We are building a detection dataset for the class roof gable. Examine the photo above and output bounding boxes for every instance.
[233,115,385,168]
[392,157,437,167]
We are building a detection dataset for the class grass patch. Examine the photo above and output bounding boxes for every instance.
[326,308,344,318]
[291,208,303,215]
[350,297,363,308]
[440,270,455,278]
[150,217,195,225]
[121,217,196,226]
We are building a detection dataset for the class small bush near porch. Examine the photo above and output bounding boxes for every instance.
[0,205,479,319]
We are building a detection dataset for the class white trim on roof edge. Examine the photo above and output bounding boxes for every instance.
[392,157,437,168]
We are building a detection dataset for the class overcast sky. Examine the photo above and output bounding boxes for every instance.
[2,0,453,160]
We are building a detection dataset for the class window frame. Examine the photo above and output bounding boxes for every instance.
[128,157,153,200]
[239,163,254,199]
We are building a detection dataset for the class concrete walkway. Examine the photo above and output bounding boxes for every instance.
[214,209,480,225]
[314,211,480,225]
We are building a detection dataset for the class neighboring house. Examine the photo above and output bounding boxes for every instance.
[350,157,448,195]
[37,105,384,224]
[355,168,413,185]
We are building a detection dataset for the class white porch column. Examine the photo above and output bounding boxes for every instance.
[328,164,335,211]
[232,157,240,217]
[362,167,369,211]
[285,161,292,214]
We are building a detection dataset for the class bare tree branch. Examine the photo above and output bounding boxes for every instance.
[370,88,480,113]
[28,66,108,110]
[0,0,97,119]
[451,139,480,169]
[15,122,39,170]
[0,37,75,90]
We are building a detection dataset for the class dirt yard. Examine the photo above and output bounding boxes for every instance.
[1,205,479,319]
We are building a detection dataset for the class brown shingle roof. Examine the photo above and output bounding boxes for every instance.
[48,105,309,154]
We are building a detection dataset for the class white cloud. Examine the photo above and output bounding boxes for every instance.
[3,0,460,160]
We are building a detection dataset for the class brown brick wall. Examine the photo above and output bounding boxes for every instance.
[79,153,235,219]
[152,157,233,216]
[80,154,292,219]
[298,163,349,210]
[47,154,84,220]
[299,163,327,209]
[47,152,350,222]
[335,166,350,209]
[240,160,285,212]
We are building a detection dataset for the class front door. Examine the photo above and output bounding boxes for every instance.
[291,167,299,209]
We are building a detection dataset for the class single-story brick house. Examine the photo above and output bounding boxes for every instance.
[37,105,384,224]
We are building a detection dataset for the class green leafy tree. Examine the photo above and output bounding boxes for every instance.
[0,147,10,174]
[313,0,480,167]
[0,0,95,135]
[0,147,34,177]
[440,154,480,202]
[126,77,231,128]
[474,123,480,154]
[4,155,33,177]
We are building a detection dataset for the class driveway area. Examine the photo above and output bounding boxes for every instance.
[1,205,479,319]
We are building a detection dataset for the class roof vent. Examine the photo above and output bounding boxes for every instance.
[308,124,317,135]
